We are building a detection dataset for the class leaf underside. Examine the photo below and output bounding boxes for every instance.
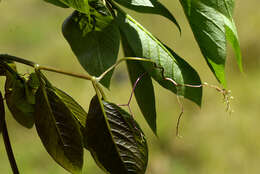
[62,8,120,88]
[117,12,202,106]
[180,0,242,87]
[84,95,148,174]
[35,86,83,174]
[4,67,35,128]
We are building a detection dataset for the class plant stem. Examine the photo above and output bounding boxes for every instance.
[38,66,93,81]
[97,57,152,82]
[2,121,20,174]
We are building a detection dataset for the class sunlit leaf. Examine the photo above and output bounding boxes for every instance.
[62,3,120,88]
[35,84,83,174]
[180,0,242,87]
[4,64,35,128]
[117,12,202,106]
[114,0,181,31]
[0,92,5,134]
[121,32,157,134]
[84,95,148,174]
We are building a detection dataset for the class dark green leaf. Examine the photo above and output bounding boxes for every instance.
[0,92,5,134]
[121,32,157,134]
[53,87,87,128]
[117,12,202,106]
[35,85,84,174]
[113,0,181,31]
[43,0,69,8]
[4,66,35,128]
[62,7,120,88]
[180,0,242,87]
[85,95,148,174]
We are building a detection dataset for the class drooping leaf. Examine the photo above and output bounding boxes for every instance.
[35,84,84,174]
[121,32,157,134]
[84,95,148,174]
[62,4,120,88]
[180,0,242,87]
[52,87,87,128]
[4,64,35,128]
[0,92,5,134]
[43,0,69,8]
[117,12,202,106]
[113,0,181,31]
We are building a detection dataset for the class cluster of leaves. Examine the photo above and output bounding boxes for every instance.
[0,0,242,173]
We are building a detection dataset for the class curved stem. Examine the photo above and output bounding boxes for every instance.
[96,57,152,82]
[2,121,20,174]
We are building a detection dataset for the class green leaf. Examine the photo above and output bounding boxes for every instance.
[53,87,87,128]
[113,0,181,31]
[180,0,242,87]
[0,92,5,134]
[61,0,90,13]
[62,6,120,88]
[84,95,148,174]
[35,85,84,174]
[117,12,202,106]
[43,0,69,8]
[121,32,157,134]
[4,65,35,128]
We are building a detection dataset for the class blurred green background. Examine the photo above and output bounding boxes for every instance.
[0,0,259,173]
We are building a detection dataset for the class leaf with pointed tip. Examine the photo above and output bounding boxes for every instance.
[84,95,148,174]
[121,32,157,135]
[114,0,181,31]
[180,0,242,87]
[62,6,120,88]
[117,12,202,106]
[0,92,5,134]
[35,85,83,174]
[4,64,35,128]
[43,0,69,8]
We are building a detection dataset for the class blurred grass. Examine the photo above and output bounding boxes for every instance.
[0,0,260,173]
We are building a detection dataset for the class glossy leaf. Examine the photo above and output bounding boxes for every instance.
[62,5,120,88]
[117,12,202,106]
[4,65,35,128]
[121,32,157,134]
[43,0,69,8]
[113,0,181,31]
[53,87,87,128]
[180,0,242,87]
[84,95,148,174]
[35,85,83,174]
[0,92,5,134]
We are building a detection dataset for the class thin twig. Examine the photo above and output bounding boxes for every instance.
[176,95,184,138]
[118,73,147,117]
[38,66,92,81]
[2,121,20,174]
[97,57,152,82]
